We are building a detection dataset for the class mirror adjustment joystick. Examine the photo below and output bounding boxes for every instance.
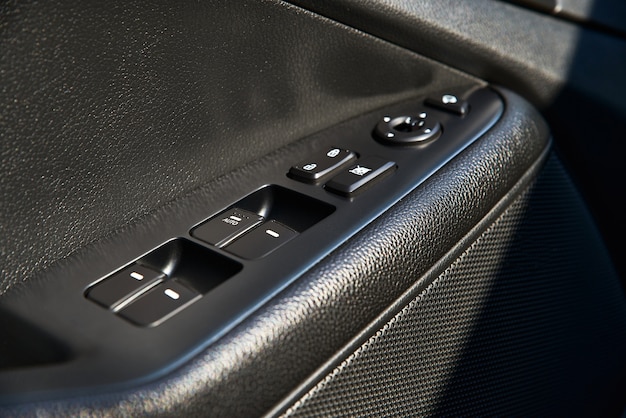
[374,112,441,145]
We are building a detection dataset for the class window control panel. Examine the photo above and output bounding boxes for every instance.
[84,88,502,331]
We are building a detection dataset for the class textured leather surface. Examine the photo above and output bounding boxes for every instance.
[278,154,626,417]
[288,0,626,285]
[0,0,480,296]
[0,91,551,416]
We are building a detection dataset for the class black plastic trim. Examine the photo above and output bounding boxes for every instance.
[0,86,503,403]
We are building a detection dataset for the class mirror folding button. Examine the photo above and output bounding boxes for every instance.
[424,94,469,116]
[289,147,357,183]
[325,156,396,196]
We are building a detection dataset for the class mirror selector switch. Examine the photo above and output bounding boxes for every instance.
[325,156,396,196]
[289,147,357,183]
[86,264,165,310]
[225,220,298,259]
[375,113,441,145]
[117,280,201,327]
[192,208,263,247]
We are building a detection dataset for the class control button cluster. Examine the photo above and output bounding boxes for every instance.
[291,146,397,196]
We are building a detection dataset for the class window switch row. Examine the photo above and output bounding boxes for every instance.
[192,210,298,260]
[86,263,201,327]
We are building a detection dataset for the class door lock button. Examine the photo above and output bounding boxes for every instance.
[289,147,357,183]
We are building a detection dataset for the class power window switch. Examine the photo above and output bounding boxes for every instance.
[225,220,298,259]
[117,280,201,327]
[86,264,165,310]
[289,147,357,183]
[192,208,263,247]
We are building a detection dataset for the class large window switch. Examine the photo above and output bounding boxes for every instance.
[117,280,201,327]
[86,264,165,310]
[325,156,396,196]
[289,147,357,183]
[192,208,263,247]
[225,220,298,259]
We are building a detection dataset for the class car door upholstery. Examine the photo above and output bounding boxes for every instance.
[1,0,625,416]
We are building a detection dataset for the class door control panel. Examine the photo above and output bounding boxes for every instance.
[38,86,506,395]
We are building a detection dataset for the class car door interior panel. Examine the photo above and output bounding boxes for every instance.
[1,0,625,416]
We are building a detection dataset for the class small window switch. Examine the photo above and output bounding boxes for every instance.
[192,208,263,247]
[289,147,357,183]
[117,280,201,327]
[86,264,165,310]
[225,220,298,259]
[325,157,396,196]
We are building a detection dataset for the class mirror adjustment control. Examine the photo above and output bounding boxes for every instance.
[325,156,396,196]
[117,280,201,327]
[192,208,263,247]
[375,113,441,144]
[225,220,298,259]
[425,94,469,116]
[86,264,165,310]
[289,147,357,183]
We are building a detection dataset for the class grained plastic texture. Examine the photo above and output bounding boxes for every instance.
[276,155,626,417]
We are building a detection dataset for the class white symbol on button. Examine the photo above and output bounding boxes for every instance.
[164,289,180,300]
[327,148,340,158]
[266,229,280,238]
[303,163,317,171]
[223,216,239,226]
[442,94,458,104]
[424,129,432,134]
[383,116,391,123]
[419,112,427,118]
[130,272,144,281]
[349,165,372,176]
